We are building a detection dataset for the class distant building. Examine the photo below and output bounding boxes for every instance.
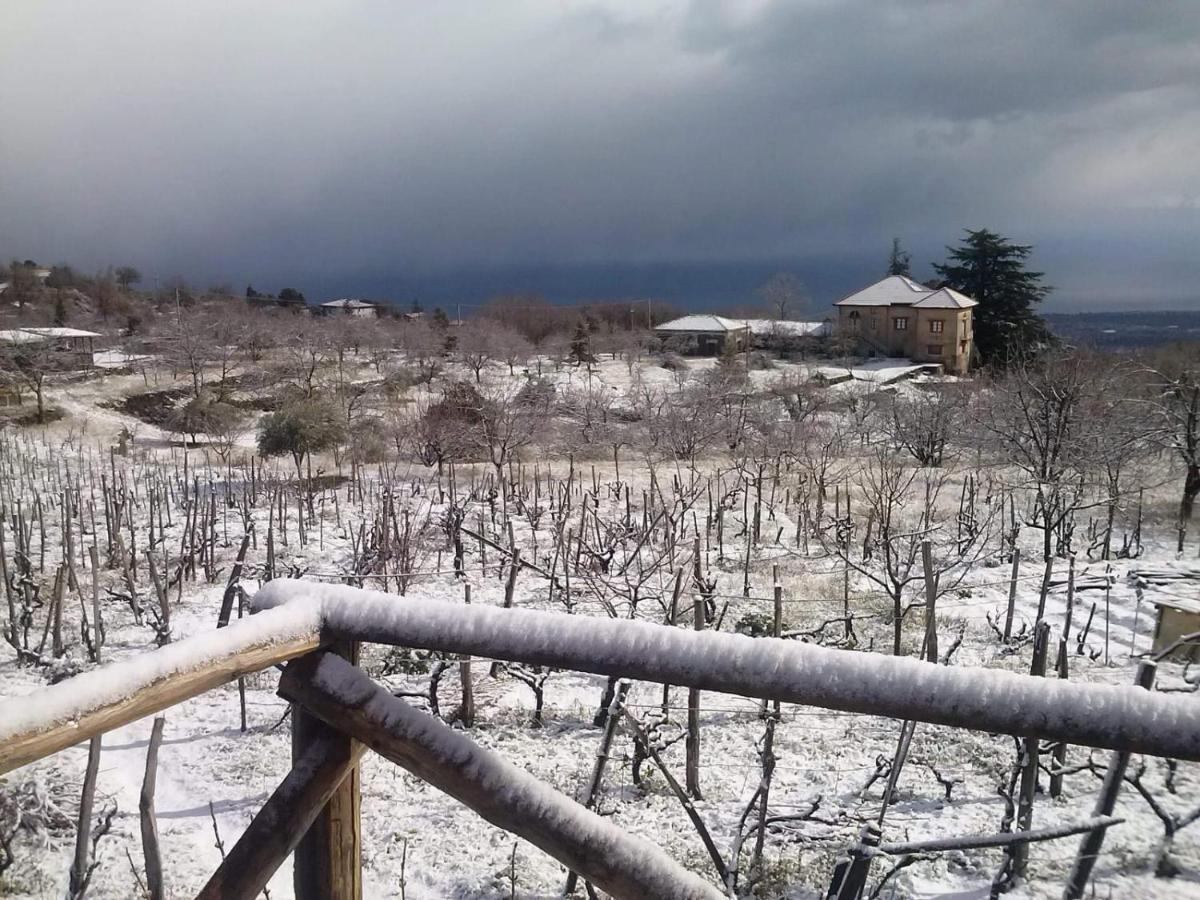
[835,276,976,375]
[0,326,101,367]
[318,298,381,318]
[654,315,751,355]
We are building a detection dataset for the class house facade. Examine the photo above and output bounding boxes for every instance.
[835,276,976,374]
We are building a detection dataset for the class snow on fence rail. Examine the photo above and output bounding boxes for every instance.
[4,578,1200,776]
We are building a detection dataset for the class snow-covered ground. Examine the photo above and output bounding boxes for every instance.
[1,352,1199,899]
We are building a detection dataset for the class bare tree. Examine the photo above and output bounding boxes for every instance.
[977,352,1101,560]
[456,320,495,383]
[820,448,995,655]
[1141,345,1200,521]
[279,317,334,398]
[493,325,532,376]
[884,385,968,468]
[757,272,806,320]
[0,336,77,421]
[470,383,547,498]
[397,319,444,383]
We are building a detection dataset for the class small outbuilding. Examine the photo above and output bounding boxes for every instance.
[1151,597,1200,661]
[654,315,750,356]
[0,326,100,368]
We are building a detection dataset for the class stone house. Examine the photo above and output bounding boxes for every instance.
[835,276,976,374]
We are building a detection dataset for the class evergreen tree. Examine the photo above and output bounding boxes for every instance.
[886,238,911,277]
[932,229,1053,366]
[569,319,593,364]
[53,291,68,326]
[410,298,423,314]
[278,287,306,304]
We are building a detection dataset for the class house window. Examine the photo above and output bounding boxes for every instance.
[927,344,942,356]
[929,320,944,333]
[869,317,877,330]
[894,317,908,331]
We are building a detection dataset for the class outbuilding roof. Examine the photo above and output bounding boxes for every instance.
[18,327,101,338]
[320,298,379,309]
[0,326,100,343]
[654,315,750,333]
[836,276,977,309]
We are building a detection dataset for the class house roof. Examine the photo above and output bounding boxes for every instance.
[0,327,100,343]
[912,287,977,310]
[655,315,749,333]
[321,298,379,309]
[836,276,977,309]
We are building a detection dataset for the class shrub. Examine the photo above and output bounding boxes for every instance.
[515,377,556,407]
[257,398,346,478]
[166,395,244,445]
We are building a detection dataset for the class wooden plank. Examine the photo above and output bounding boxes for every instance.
[279,652,722,900]
[293,642,361,900]
[0,625,321,776]
[196,729,366,900]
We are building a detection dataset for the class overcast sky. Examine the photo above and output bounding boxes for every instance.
[2,1,1198,309]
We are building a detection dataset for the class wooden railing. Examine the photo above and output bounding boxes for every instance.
[2,579,1199,899]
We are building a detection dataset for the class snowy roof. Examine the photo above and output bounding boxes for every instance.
[912,287,977,310]
[654,315,749,333]
[836,276,977,309]
[18,327,101,338]
[1153,596,1200,616]
[0,327,100,344]
[321,298,379,309]
[742,319,830,337]
[0,329,45,344]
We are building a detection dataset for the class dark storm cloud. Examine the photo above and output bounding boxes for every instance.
[1,1,1197,307]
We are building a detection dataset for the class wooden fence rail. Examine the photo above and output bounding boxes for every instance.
[6,581,1200,778]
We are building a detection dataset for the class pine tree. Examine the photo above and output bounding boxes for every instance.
[886,238,911,277]
[932,229,1053,366]
[569,319,593,365]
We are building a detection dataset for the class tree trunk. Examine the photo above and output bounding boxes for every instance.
[1180,464,1200,522]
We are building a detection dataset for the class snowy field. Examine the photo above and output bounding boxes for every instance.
[1,349,1199,899]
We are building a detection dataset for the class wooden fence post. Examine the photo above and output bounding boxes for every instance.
[1050,557,1076,799]
[686,591,703,800]
[1062,660,1157,900]
[293,643,361,900]
[565,679,631,896]
[1012,622,1051,883]
[1003,547,1021,642]
[140,716,166,900]
[922,540,939,664]
[460,584,475,727]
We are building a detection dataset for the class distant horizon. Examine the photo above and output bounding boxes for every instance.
[100,255,1197,317]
